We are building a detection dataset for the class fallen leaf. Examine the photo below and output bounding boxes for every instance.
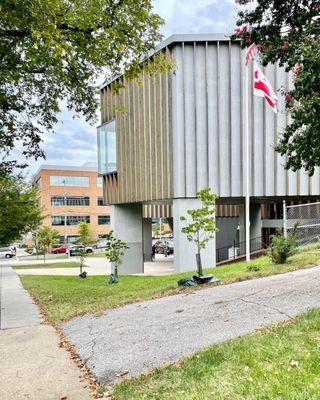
[116,370,129,377]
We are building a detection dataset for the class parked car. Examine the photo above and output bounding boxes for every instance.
[94,240,109,249]
[153,240,174,255]
[0,247,16,258]
[67,245,94,257]
[51,245,70,254]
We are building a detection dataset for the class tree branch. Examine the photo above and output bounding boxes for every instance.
[0,29,30,38]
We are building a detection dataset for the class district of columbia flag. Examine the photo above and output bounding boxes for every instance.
[253,61,278,113]
[245,43,255,65]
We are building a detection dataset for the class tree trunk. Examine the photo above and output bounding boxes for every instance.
[114,264,118,278]
[196,253,203,276]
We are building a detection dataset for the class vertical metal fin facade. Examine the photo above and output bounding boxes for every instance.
[171,39,318,199]
[100,60,173,204]
[100,36,320,205]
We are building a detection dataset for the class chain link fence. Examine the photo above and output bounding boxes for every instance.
[284,201,320,245]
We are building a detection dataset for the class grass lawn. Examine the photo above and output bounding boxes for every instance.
[19,254,68,260]
[87,252,105,258]
[113,308,320,399]
[13,262,79,270]
[20,243,320,324]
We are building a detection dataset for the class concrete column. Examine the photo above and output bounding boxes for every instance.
[239,202,262,243]
[111,204,143,274]
[250,203,262,239]
[143,218,153,261]
[173,198,216,274]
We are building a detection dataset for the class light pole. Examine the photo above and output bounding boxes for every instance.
[63,179,67,244]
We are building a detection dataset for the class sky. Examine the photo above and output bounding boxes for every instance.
[21,0,240,176]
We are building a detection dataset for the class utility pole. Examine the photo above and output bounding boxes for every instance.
[63,179,67,244]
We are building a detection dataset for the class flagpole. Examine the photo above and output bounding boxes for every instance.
[245,55,250,262]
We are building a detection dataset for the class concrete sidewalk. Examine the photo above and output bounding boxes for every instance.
[62,265,320,386]
[0,262,41,329]
[15,254,175,276]
[0,261,92,400]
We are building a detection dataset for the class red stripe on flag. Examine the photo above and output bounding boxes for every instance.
[253,61,278,113]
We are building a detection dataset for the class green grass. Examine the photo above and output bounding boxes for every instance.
[19,254,68,261]
[87,252,106,258]
[20,243,320,324]
[13,262,79,270]
[113,308,320,399]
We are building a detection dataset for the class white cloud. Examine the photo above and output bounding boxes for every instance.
[154,0,239,36]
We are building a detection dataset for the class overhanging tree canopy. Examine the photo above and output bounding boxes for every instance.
[0,0,164,171]
[0,174,43,245]
[233,0,320,175]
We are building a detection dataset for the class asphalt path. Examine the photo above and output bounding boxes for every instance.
[61,265,320,385]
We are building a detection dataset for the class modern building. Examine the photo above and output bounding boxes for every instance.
[33,163,110,244]
[98,34,320,274]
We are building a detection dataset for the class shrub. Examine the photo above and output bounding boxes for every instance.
[268,230,297,264]
[247,264,261,272]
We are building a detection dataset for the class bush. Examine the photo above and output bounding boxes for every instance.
[268,231,297,264]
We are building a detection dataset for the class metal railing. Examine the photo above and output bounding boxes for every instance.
[216,236,267,264]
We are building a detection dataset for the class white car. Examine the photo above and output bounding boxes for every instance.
[95,240,109,249]
[0,247,15,258]
[67,245,94,256]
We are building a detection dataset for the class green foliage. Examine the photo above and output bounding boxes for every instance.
[180,188,218,250]
[37,226,59,263]
[105,230,129,277]
[76,221,94,273]
[268,230,297,264]
[233,1,320,175]
[180,188,218,276]
[0,173,43,245]
[0,0,164,171]
[247,264,261,272]
[77,221,94,246]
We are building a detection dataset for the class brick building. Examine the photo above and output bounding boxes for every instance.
[33,163,110,244]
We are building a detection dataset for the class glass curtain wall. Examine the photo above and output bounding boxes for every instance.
[97,120,116,174]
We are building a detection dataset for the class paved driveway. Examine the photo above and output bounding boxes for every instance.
[15,254,174,276]
[61,265,320,386]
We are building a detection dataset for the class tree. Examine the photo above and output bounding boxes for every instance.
[76,221,94,275]
[37,226,59,264]
[0,173,43,245]
[233,0,320,175]
[105,230,129,283]
[180,188,218,276]
[0,0,164,171]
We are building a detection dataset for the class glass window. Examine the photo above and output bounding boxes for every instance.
[98,215,110,225]
[58,235,80,244]
[51,216,90,226]
[97,176,103,187]
[51,216,65,226]
[97,197,105,206]
[51,196,90,206]
[97,120,116,174]
[50,175,89,187]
